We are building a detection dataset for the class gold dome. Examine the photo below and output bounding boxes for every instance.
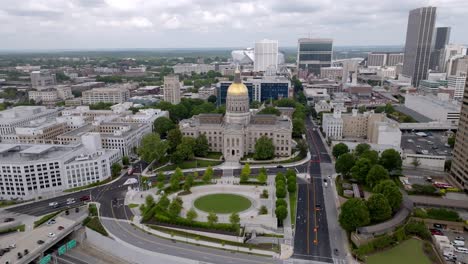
[227,68,248,96]
[227,82,248,96]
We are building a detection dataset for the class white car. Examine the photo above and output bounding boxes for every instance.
[66,198,75,205]
[455,247,468,254]
[452,240,465,247]
[48,202,58,207]
[47,232,56,238]
[46,219,56,225]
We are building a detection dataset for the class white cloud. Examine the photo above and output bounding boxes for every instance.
[0,0,467,49]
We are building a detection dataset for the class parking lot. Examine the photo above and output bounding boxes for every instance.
[401,131,453,156]
[439,230,468,264]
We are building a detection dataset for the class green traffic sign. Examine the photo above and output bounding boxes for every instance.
[58,245,67,256]
[39,254,51,264]
[67,239,77,249]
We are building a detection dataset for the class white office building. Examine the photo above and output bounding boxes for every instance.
[30,71,56,89]
[447,74,467,100]
[404,94,461,123]
[163,75,181,104]
[0,140,120,200]
[322,110,344,139]
[173,64,215,75]
[0,106,60,137]
[254,39,278,72]
[82,87,130,105]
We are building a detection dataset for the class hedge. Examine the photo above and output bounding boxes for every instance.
[413,208,462,222]
[34,211,61,228]
[0,224,25,234]
[151,214,239,234]
[407,184,441,196]
[84,217,108,236]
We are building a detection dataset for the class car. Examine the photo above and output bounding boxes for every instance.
[23,249,28,255]
[324,182,328,188]
[8,244,15,249]
[452,240,465,247]
[455,236,465,241]
[48,202,58,207]
[323,178,328,183]
[3,217,14,223]
[37,240,44,245]
[47,219,56,225]
[430,229,443,236]
[48,232,56,238]
[315,204,321,211]
[455,247,468,254]
[66,198,75,205]
[75,207,80,213]
[276,165,284,168]
[426,177,433,182]
[17,252,22,259]
[444,143,450,148]
[58,226,64,230]
[65,210,69,215]
[80,195,90,201]
[3,248,10,252]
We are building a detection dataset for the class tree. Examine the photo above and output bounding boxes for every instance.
[276,184,287,198]
[287,181,297,193]
[156,171,165,190]
[169,104,189,122]
[350,158,372,183]
[335,153,355,178]
[258,106,281,116]
[170,168,184,190]
[111,163,122,178]
[207,95,217,104]
[276,199,287,208]
[275,98,296,107]
[367,194,392,223]
[360,150,379,165]
[138,133,169,163]
[250,101,261,109]
[186,208,198,222]
[355,143,371,157]
[156,195,170,212]
[253,136,275,160]
[122,156,130,166]
[229,213,240,228]
[170,150,185,164]
[183,173,194,192]
[275,172,286,184]
[292,118,305,138]
[153,117,175,138]
[241,163,251,178]
[332,143,349,158]
[207,212,218,226]
[259,206,268,214]
[275,206,288,222]
[175,137,196,161]
[297,139,308,157]
[448,134,455,148]
[411,158,421,168]
[202,166,213,184]
[168,198,183,218]
[257,172,267,184]
[373,180,403,212]
[194,134,209,157]
[338,198,370,232]
[366,164,390,188]
[167,128,182,152]
[379,149,402,172]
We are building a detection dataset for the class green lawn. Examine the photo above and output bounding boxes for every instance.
[366,238,431,264]
[194,194,252,214]
[289,191,297,226]
[156,160,222,172]
[203,152,223,160]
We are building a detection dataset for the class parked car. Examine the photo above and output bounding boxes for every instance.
[37,240,44,245]
[75,207,79,213]
[452,240,465,247]
[80,195,90,201]
[455,247,468,254]
[430,229,443,236]
[455,236,465,241]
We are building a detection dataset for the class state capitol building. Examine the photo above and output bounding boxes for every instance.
[179,70,293,162]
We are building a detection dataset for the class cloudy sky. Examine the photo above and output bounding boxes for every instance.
[0,0,467,50]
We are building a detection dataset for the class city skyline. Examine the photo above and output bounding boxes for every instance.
[1,0,467,50]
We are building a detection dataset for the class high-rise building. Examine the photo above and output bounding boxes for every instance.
[367,53,387,67]
[297,38,333,76]
[163,75,181,104]
[448,74,467,100]
[254,39,279,72]
[387,53,405,66]
[402,6,437,88]
[82,87,130,105]
[30,70,56,89]
[451,77,468,191]
[430,27,451,70]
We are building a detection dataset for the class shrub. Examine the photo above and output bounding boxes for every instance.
[153,214,238,233]
[354,234,395,258]
[426,208,461,222]
[404,220,431,240]
[260,189,269,198]
[407,184,440,196]
[259,206,268,215]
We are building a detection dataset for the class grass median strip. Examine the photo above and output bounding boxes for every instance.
[34,211,62,228]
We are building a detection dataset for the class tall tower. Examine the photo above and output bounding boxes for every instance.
[254,39,278,72]
[430,27,451,70]
[401,6,437,87]
[225,69,250,125]
[297,38,333,78]
[450,76,468,191]
[163,75,181,104]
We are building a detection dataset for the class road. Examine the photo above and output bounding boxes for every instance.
[293,118,333,263]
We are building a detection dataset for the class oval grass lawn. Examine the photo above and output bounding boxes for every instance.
[194,193,252,214]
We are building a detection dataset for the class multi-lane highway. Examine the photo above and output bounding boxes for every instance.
[293,117,333,262]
